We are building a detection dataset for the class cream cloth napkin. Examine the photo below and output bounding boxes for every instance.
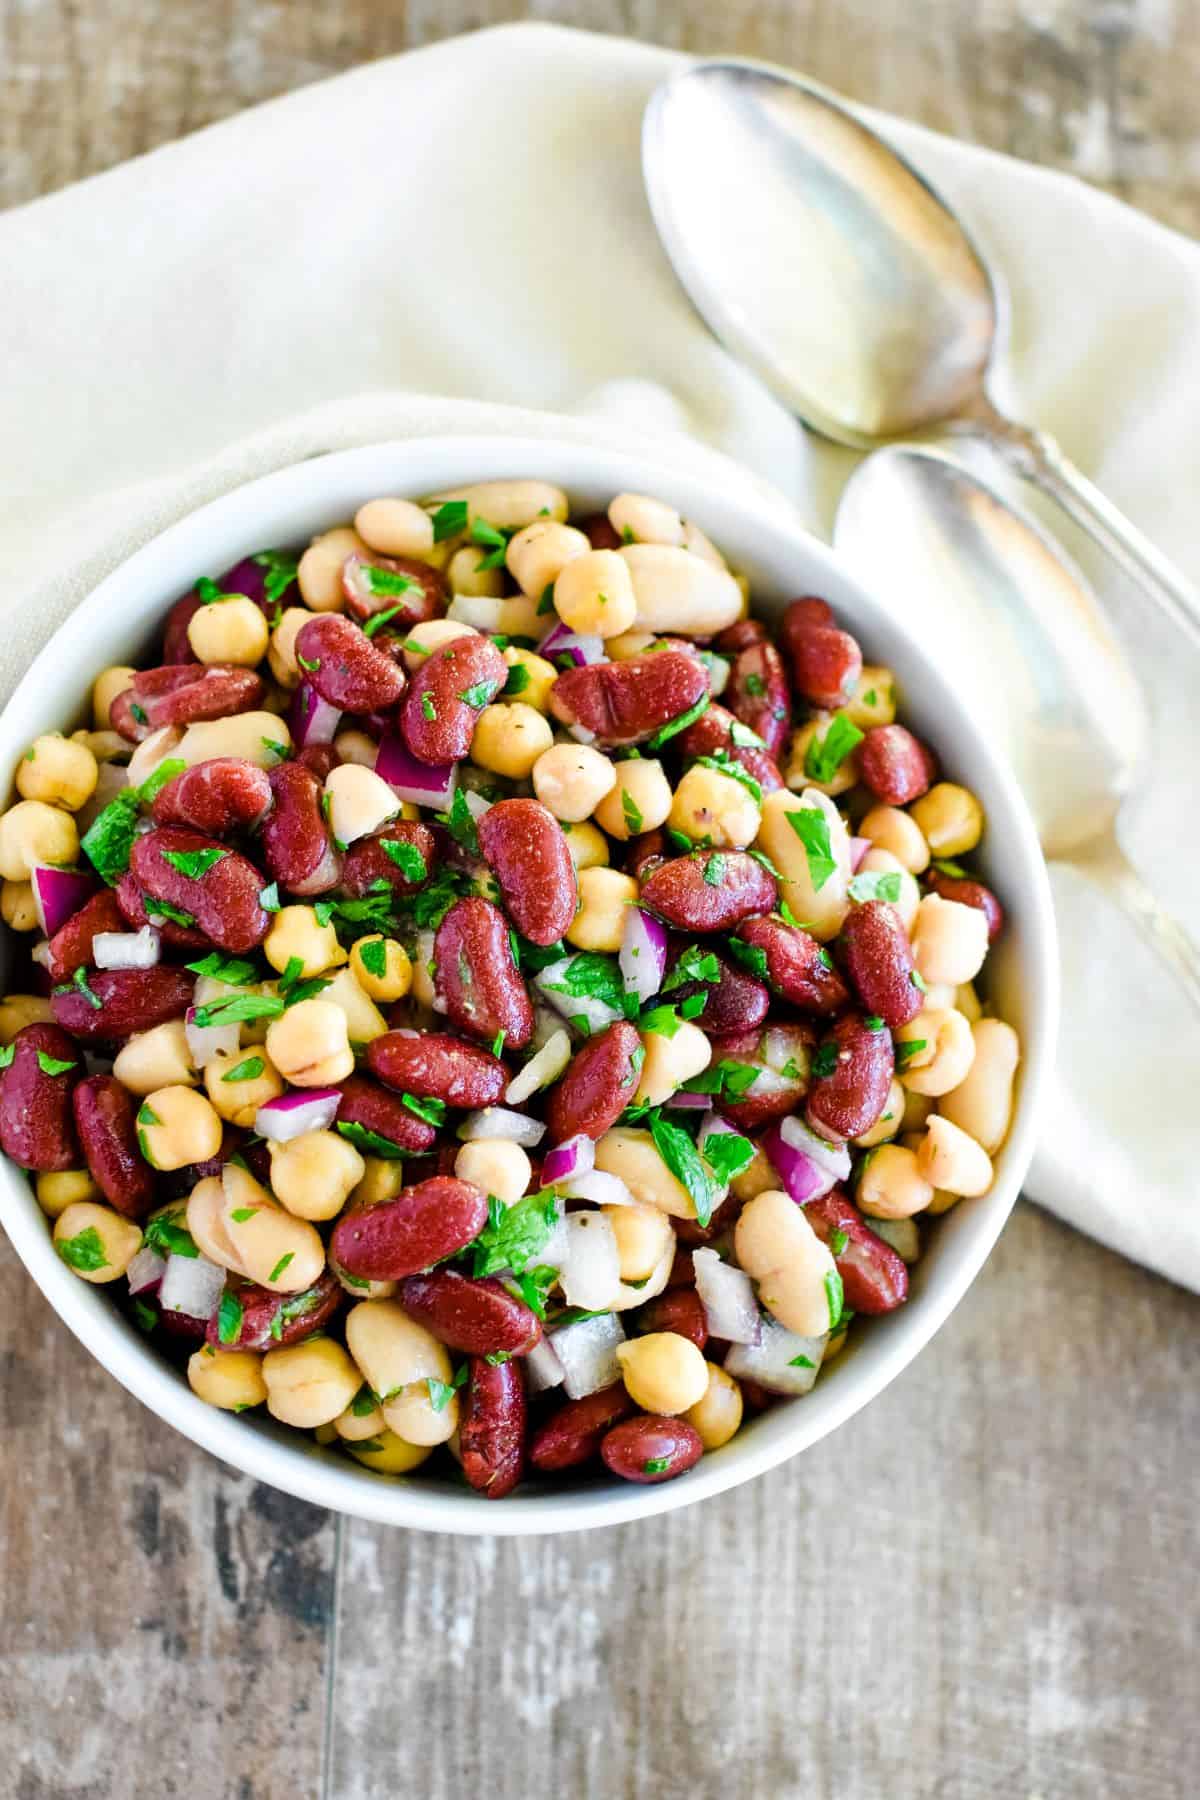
[2,23,1198,1288]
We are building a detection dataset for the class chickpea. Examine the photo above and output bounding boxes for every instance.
[92,665,137,729]
[187,596,269,666]
[608,492,685,547]
[204,1046,284,1127]
[617,1331,709,1414]
[531,743,616,823]
[355,497,435,559]
[349,935,412,1003]
[857,1143,934,1220]
[137,1086,222,1171]
[17,734,98,812]
[896,1007,976,1097]
[592,759,673,842]
[634,1019,712,1107]
[501,645,557,713]
[901,1087,935,1133]
[446,542,507,597]
[269,1129,365,1222]
[447,592,542,639]
[785,714,861,797]
[0,801,79,881]
[939,1019,1019,1153]
[917,1115,994,1197]
[594,1127,698,1219]
[71,728,129,764]
[470,703,554,780]
[325,764,401,847]
[264,905,347,980]
[176,711,292,770]
[559,820,610,871]
[844,666,897,730]
[859,804,930,874]
[911,893,989,988]
[454,1138,530,1206]
[262,1338,361,1429]
[604,1200,674,1283]
[0,994,54,1042]
[265,997,355,1086]
[334,1389,386,1442]
[734,1189,839,1337]
[187,1346,268,1412]
[686,1362,743,1450]
[855,1076,905,1147]
[402,618,479,669]
[332,728,379,769]
[1,880,38,931]
[53,1202,143,1284]
[296,526,366,611]
[756,788,851,941]
[345,1300,458,1446]
[320,966,388,1045]
[267,607,312,688]
[36,1168,100,1219]
[857,847,920,932]
[346,1429,432,1474]
[566,866,639,952]
[350,1156,408,1209]
[910,782,984,857]
[552,549,637,638]
[605,630,660,661]
[668,762,760,849]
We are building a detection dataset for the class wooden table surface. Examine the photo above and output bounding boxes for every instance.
[2,6,1198,1798]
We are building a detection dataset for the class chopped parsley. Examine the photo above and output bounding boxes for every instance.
[932,858,968,879]
[811,1042,839,1079]
[357,938,388,980]
[643,1457,671,1475]
[144,1207,198,1259]
[459,680,500,709]
[71,967,102,1010]
[436,788,479,858]
[695,752,762,803]
[541,952,626,1014]
[786,807,836,891]
[336,1120,406,1159]
[146,897,196,927]
[56,1225,109,1272]
[402,1093,446,1127]
[268,1253,295,1284]
[192,992,285,1029]
[743,672,766,697]
[362,565,421,599]
[471,1190,560,1280]
[427,1366,469,1412]
[222,1055,265,1084]
[186,952,258,985]
[621,790,644,835]
[490,1029,506,1059]
[848,870,902,904]
[362,603,408,637]
[259,882,282,912]
[162,846,228,880]
[662,945,721,992]
[895,1038,928,1069]
[728,719,765,749]
[381,838,429,883]
[503,662,531,697]
[431,500,469,542]
[804,714,864,784]
[726,937,769,981]
[701,853,727,887]
[36,1051,76,1077]
[830,1228,849,1255]
[216,1290,244,1345]
[646,693,710,749]
[789,1353,815,1369]
[825,1267,845,1332]
[420,691,437,722]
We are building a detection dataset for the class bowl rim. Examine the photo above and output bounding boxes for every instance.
[0,432,1058,1536]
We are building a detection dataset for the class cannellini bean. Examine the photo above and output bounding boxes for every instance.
[608,493,686,546]
[355,497,435,559]
[446,593,543,639]
[857,1143,934,1219]
[859,804,930,874]
[565,866,639,952]
[552,550,637,638]
[268,608,313,689]
[896,1007,976,1097]
[592,759,673,841]
[616,1331,709,1414]
[428,480,569,531]
[619,543,743,636]
[734,1189,839,1337]
[917,1115,994,1196]
[334,1391,386,1442]
[402,618,479,667]
[910,893,989,987]
[681,520,727,568]
[470,703,554,779]
[17,735,98,812]
[668,762,761,849]
[634,1018,712,1107]
[448,543,506,597]
[785,714,861,797]
[594,1127,698,1219]
[506,520,590,599]
[263,1338,362,1429]
[218,1164,327,1291]
[188,1346,268,1412]
[454,1138,531,1206]
[175,711,292,770]
[532,743,617,822]
[939,1019,1020,1152]
[910,783,984,856]
[345,1299,458,1446]
[264,905,347,979]
[297,526,366,611]
[755,787,851,941]
[126,726,183,787]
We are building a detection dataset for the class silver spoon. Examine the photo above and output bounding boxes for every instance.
[642,58,1200,652]
[835,444,1200,1008]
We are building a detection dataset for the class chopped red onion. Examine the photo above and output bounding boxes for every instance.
[692,1248,761,1344]
[850,836,871,872]
[619,906,669,1006]
[462,790,493,822]
[458,1107,545,1147]
[505,1029,570,1106]
[185,1007,240,1069]
[541,1135,596,1185]
[30,864,96,939]
[126,1245,167,1297]
[159,1250,226,1322]
[525,1335,566,1394]
[779,1115,851,1183]
[255,1088,341,1142]
[725,1317,828,1395]
[539,621,606,667]
[93,926,161,970]
[374,732,458,810]
[550,1311,626,1399]
[288,679,342,747]
[665,1089,713,1110]
[761,1121,839,1206]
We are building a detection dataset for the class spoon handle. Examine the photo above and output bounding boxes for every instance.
[971,413,1200,656]
[1063,832,1200,1015]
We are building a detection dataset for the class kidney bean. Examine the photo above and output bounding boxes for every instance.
[548,652,707,748]
[838,899,923,1029]
[297,743,341,781]
[0,1023,81,1170]
[162,593,203,664]
[639,851,776,933]
[341,820,436,898]
[529,1382,636,1472]
[219,554,298,614]
[205,1269,343,1352]
[544,1020,642,1142]
[51,966,194,1041]
[738,1377,774,1415]
[331,1176,489,1281]
[131,826,270,953]
[399,636,508,764]
[460,1356,526,1499]
[672,1190,743,1249]
[663,947,769,1035]
[666,1247,695,1288]
[398,1271,542,1357]
[336,1073,438,1156]
[261,763,341,898]
[580,513,623,553]
[780,600,862,709]
[111,665,265,742]
[805,1190,908,1313]
[714,620,767,654]
[858,724,937,805]
[72,1075,154,1218]
[709,1022,815,1131]
[635,1287,708,1349]
[677,701,784,794]
[115,874,209,948]
[367,1030,506,1109]
[151,757,272,836]
[925,869,1005,940]
[476,798,577,947]
[727,641,790,760]
[733,915,849,1014]
[45,888,121,984]
[294,613,406,714]
[435,897,533,1050]
[806,1012,895,1141]
[601,1415,703,1484]
[342,552,447,627]
[627,831,668,882]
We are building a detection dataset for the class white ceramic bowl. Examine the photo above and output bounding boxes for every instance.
[0,435,1057,1535]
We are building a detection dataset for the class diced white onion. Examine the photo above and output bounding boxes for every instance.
[185,1007,240,1069]
[463,790,493,822]
[505,1029,571,1106]
[556,1169,635,1208]
[457,1107,546,1147]
[725,1316,828,1395]
[535,958,623,1035]
[525,1336,566,1394]
[568,723,597,745]
[869,1215,921,1263]
[557,1211,621,1311]
[550,1311,626,1399]
[126,1245,167,1297]
[159,1251,226,1322]
[93,926,162,971]
[692,1248,761,1344]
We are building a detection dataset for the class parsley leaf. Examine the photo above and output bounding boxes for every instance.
[361,603,408,638]
[336,1120,406,1159]
[728,719,765,749]
[825,1267,845,1332]
[144,1207,198,1259]
[420,691,437,722]
[363,565,420,599]
[192,992,285,1029]
[785,807,836,890]
[459,679,500,709]
[0,1045,14,1070]
[621,790,644,835]
[726,937,769,981]
[357,937,388,980]
[471,1190,559,1279]
[259,882,281,912]
[36,1051,76,1077]
[695,752,762,803]
[812,1042,839,1078]
[848,870,902,904]
[57,1225,109,1272]
[804,714,864,784]
[503,663,531,697]
[381,838,429,882]
[662,945,721,992]
[145,897,196,927]
[541,952,626,1014]
[216,1290,244,1345]
[646,694,710,750]
[185,952,258,985]
[268,1252,295,1284]
[402,1092,446,1126]
[71,967,102,1009]
[436,788,479,858]
[648,1112,720,1228]
[221,1055,265,1083]
[431,500,469,542]
[643,1456,670,1475]
[162,846,228,880]
[702,853,727,887]
[700,1128,754,1183]
[638,1003,682,1038]
[427,1366,470,1412]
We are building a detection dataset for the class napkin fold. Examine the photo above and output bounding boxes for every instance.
[2,23,1197,1288]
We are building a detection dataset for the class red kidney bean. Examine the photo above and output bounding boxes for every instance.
[205,1270,343,1352]
[672,1190,743,1249]
[925,869,1005,940]
[726,641,791,759]
[398,1271,542,1357]
[738,1377,774,1415]
[460,1356,526,1499]
[297,743,341,781]
[838,899,923,1029]
[476,798,577,947]
[639,850,776,933]
[331,1177,489,1281]
[709,1022,815,1131]
[435,897,533,1050]
[340,820,436,898]
[45,888,122,984]
[635,1287,708,1349]
[216,554,298,617]
[114,873,209,949]
[601,1415,703,1484]
[0,1023,81,1171]
[548,652,707,748]
[51,966,194,1041]
[733,915,849,1014]
[580,512,622,552]
[786,597,834,629]
[110,665,266,742]
[805,1190,908,1313]
[714,620,767,654]
[367,1031,506,1109]
[336,1074,438,1156]
[294,613,406,714]
[677,701,784,794]
[342,552,447,627]
[151,757,272,836]
[398,636,508,764]
[72,1075,154,1217]
[806,1012,894,1141]
[780,600,862,709]
[261,762,341,898]
[529,1382,636,1472]
[131,826,270,953]
[627,830,668,882]
[544,1021,642,1142]
[858,724,937,805]
[662,947,769,1035]
[162,593,203,664]
[666,1247,695,1288]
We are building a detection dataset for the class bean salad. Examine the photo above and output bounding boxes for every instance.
[0,480,1020,1496]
